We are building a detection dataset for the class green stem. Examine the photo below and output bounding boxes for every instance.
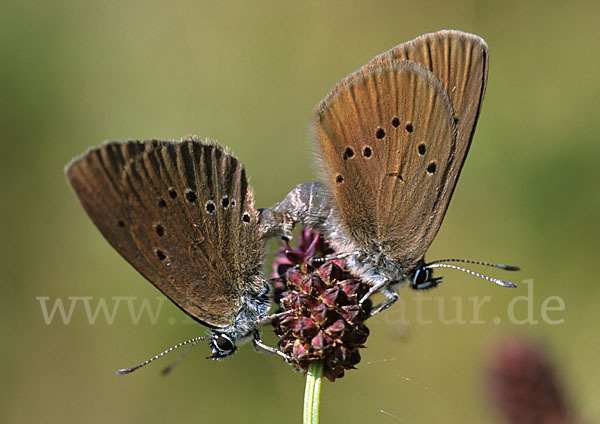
[303,361,324,424]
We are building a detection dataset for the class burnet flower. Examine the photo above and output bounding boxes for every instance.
[271,229,372,381]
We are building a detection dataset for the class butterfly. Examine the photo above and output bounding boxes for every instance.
[276,30,518,315]
[67,137,291,372]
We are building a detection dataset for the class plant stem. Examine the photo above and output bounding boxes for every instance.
[303,360,324,424]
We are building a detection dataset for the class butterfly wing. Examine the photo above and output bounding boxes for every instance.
[66,137,264,328]
[315,59,456,269]
[314,30,488,270]
[373,30,489,189]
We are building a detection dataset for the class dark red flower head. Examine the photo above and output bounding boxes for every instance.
[487,337,577,424]
[271,229,372,381]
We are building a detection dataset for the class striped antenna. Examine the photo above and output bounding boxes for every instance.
[426,263,517,288]
[427,258,520,271]
[116,335,209,375]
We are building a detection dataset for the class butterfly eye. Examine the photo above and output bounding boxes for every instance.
[418,143,426,155]
[375,127,385,139]
[210,334,236,358]
[411,267,431,290]
[411,267,442,290]
[391,117,400,127]
[412,268,426,288]
[216,335,234,350]
[405,122,414,133]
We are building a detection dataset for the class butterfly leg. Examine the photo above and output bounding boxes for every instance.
[252,331,291,361]
[359,279,399,316]
[359,280,388,306]
[368,285,399,316]
[261,309,297,322]
[311,251,352,265]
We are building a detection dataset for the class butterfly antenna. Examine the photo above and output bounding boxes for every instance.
[427,258,520,271]
[426,263,517,288]
[116,335,209,375]
[160,337,205,376]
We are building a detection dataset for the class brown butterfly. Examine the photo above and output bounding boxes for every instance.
[66,137,290,372]
[277,30,518,314]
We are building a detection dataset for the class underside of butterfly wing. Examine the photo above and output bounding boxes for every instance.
[313,30,488,271]
[66,137,265,329]
[315,60,456,269]
[373,30,489,197]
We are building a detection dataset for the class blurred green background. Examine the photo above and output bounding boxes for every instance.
[2,0,599,422]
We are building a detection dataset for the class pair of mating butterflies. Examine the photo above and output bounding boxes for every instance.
[67,30,518,369]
